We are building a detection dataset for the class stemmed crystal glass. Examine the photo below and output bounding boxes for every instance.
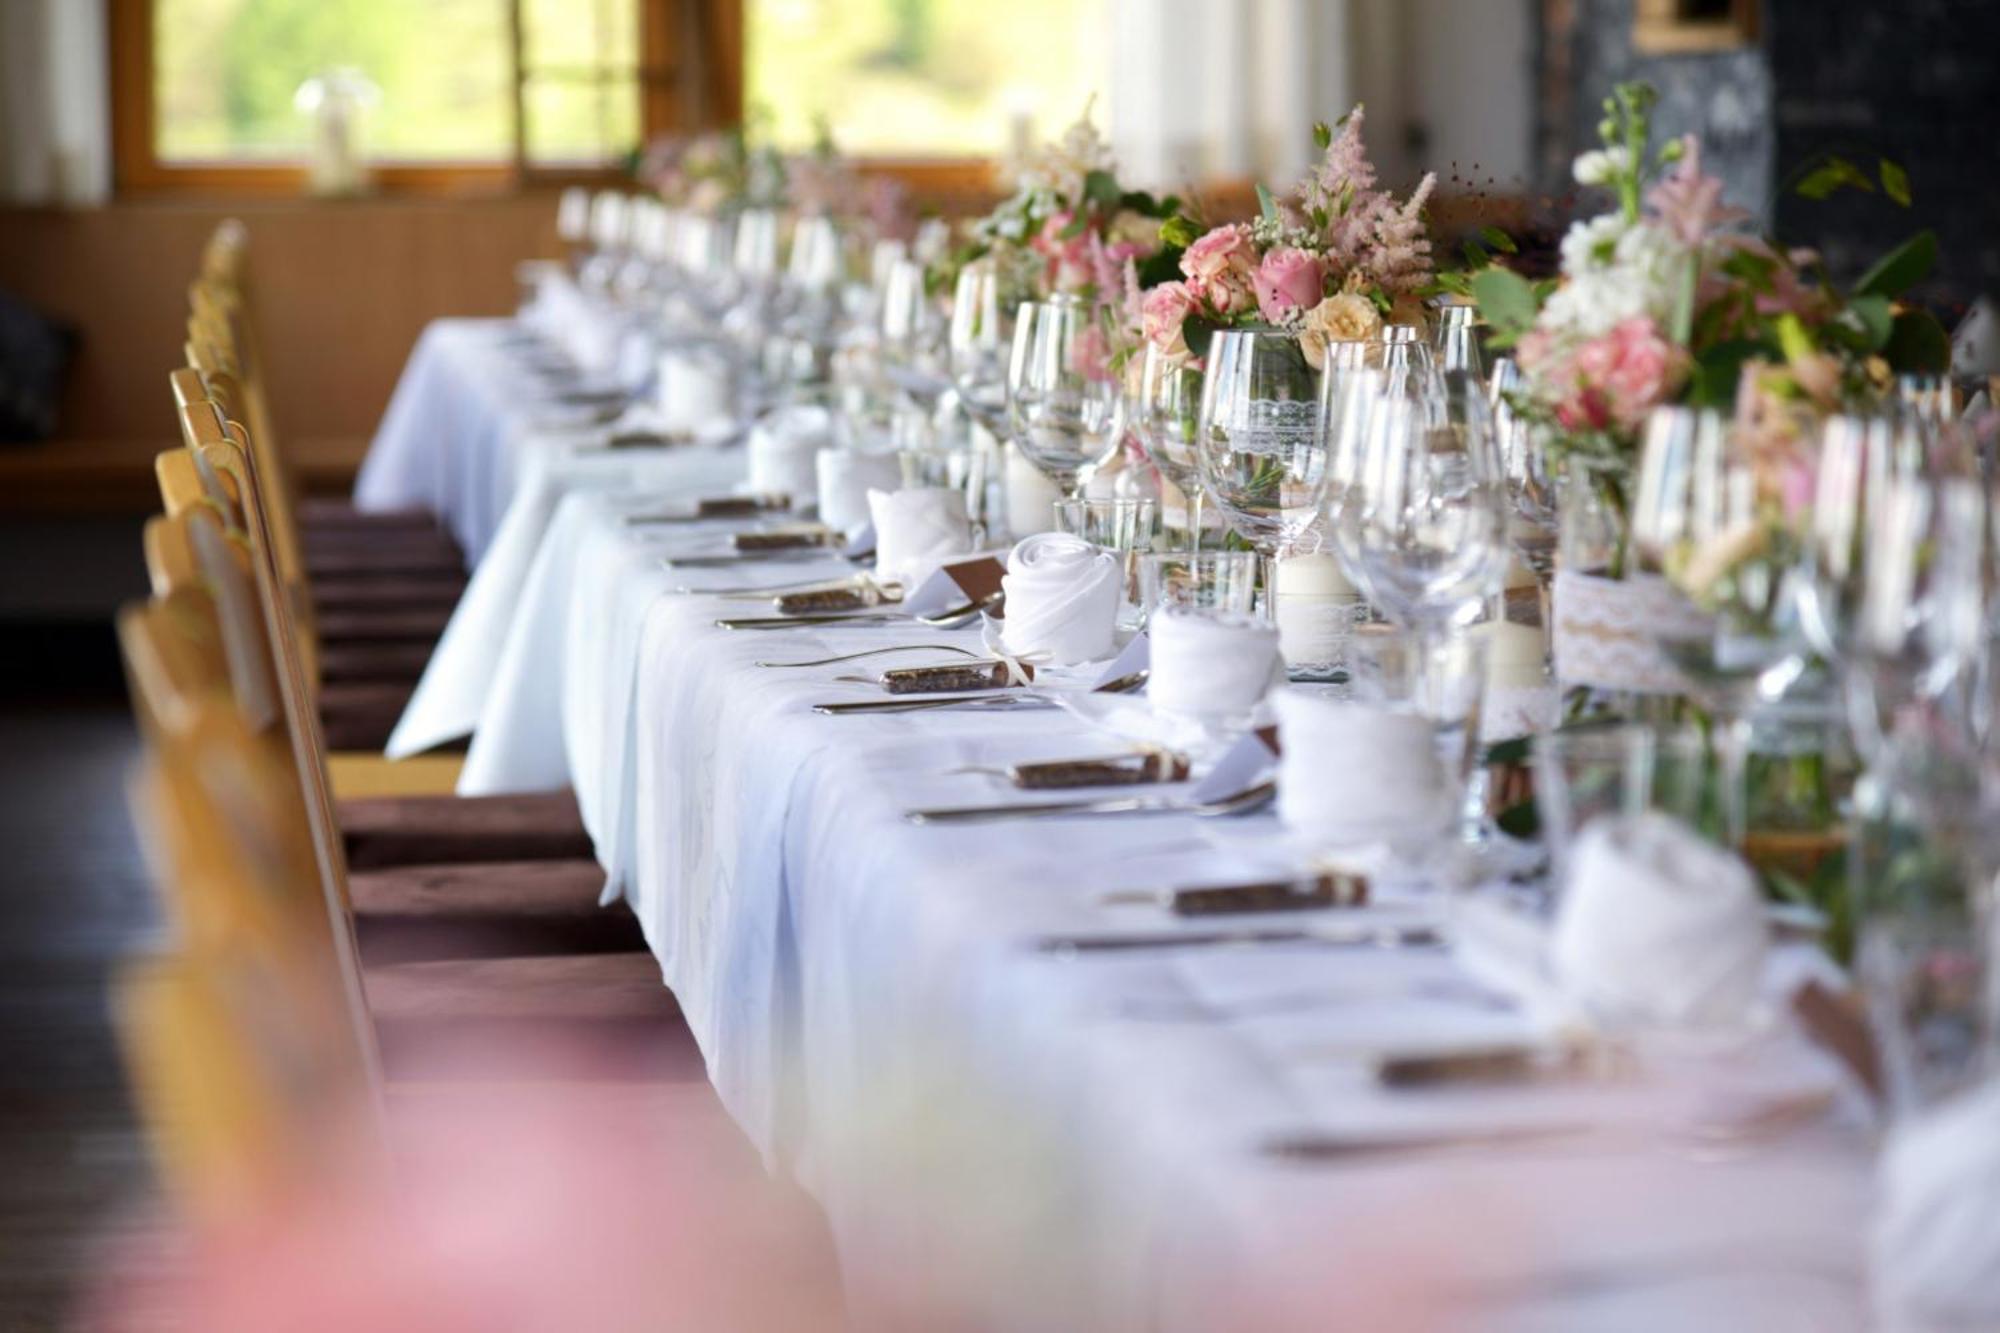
[1629,406,1806,846]
[1489,356,1559,585]
[1195,328,1329,609]
[1006,295,1126,497]
[947,259,1013,433]
[879,257,947,404]
[1328,362,1511,705]
[1131,343,1207,550]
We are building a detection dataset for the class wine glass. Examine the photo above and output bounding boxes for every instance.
[1195,328,1329,606]
[1629,406,1807,846]
[1006,295,1125,497]
[1132,343,1207,550]
[947,259,1013,433]
[1328,366,1511,706]
[1433,304,1486,379]
[1489,356,1559,585]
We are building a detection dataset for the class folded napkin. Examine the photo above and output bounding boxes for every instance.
[1271,691,1452,843]
[870,486,973,590]
[1874,1078,2000,1331]
[745,405,833,502]
[1550,813,1767,1030]
[999,532,1121,666]
[818,448,904,535]
[655,350,734,435]
[1149,607,1281,720]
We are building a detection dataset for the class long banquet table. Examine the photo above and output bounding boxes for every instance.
[356,288,1876,1330]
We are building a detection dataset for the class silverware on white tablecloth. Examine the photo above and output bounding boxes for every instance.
[905,776,1274,824]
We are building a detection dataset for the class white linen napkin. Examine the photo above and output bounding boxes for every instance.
[655,349,734,435]
[1149,607,1281,720]
[999,532,1120,666]
[1550,813,1767,1030]
[817,448,904,535]
[870,487,973,590]
[746,405,834,503]
[1271,690,1452,844]
[1874,1078,2000,1331]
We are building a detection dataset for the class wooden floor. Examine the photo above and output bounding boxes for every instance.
[0,632,160,1331]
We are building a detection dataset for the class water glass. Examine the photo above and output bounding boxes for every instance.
[1532,724,1706,879]
[1861,907,1997,1122]
[1131,345,1206,549]
[1054,497,1157,630]
[1138,551,1259,621]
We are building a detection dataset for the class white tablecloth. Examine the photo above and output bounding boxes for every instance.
[359,314,1875,1329]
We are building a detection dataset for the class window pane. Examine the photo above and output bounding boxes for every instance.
[153,0,510,162]
[745,0,1111,157]
[524,75,642,166]
[523,0,639,71]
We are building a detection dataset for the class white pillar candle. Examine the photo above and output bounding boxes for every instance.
[1273,551,1359,669]
[1004,444,1064,538]
[1473,618,1548,691]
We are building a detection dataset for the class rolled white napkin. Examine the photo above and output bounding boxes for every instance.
[746,405,834,503]
[817,449,904,535]
[1272,690,1453,843]
[1551,813,1767,1029]
[656,350,733,435]
[1150,607,1281,720]
[999,533,1121,666]
[870,487,973,589]
[1874,1078,2000,1331]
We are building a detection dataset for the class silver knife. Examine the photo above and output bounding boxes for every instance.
[812,693,1051,715]
[1030,924,1442,954]
[718,612,908,630]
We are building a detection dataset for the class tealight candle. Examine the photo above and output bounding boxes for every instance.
[1004,444,1064,537]
[1273,552,1361,673]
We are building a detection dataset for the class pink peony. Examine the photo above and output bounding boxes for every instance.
[1251,248,1327,322]
[1180,224,1258,316]
[1525,317,1685,434]
[1141,281,1196,360]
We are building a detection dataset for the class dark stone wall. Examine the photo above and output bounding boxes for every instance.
[1541,0,1998,313]
[1767,0,2000,317]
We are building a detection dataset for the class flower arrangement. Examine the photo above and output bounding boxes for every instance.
[1469,82,1950,587]
[1139,107,1437,371]
[948,110,1182,309]
[640,127,788,215]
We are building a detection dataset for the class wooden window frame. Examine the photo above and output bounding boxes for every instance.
[110,0,743,197]
[110,0,995,206]
[1631,0,1760,54]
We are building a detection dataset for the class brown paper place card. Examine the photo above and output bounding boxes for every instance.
[943,556,1007,607]
[1791,978,1883,1102]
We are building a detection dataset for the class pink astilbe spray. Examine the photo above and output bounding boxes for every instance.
[1365,172,1438,297]
[1645,135,1748,246]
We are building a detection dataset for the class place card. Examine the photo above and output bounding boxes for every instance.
[901,555,1008,619]
[1187,726,1281,804]
[775,585,889,615]
[1091,632,1150,689]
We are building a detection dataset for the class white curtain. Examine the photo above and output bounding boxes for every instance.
[0,0,112,206]
[1106,0,1535,197]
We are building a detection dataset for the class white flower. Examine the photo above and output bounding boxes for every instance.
[1572,146,1632,187]
[1558,213,1630,274]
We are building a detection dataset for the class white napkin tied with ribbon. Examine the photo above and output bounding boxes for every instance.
[746,405,834,503]
[999,533,1120,666]
[1874,1078,2000,1331]
[1271,691,1452,844]
[817,448,903,535]
[1551,813,1767,1030]
[870,487,973,590]
[1149,608,1281,719]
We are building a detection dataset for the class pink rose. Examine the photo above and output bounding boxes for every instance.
[1179,224,1258,317]
[1532,317,1684,434]
[1251,248,1327,322]
[1141,281,1196,361]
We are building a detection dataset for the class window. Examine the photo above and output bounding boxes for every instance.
[743,0,1110,159]
[1631,0,1760,54]
[112,0,737,193]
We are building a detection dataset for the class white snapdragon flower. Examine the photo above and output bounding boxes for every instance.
[1558,213,1631,275]
[1572,146,1632,187]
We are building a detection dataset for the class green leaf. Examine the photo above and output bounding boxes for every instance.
[1082,169,1121,211]
[1775,312,1817,366]
[1883,308,1951,374]
[1134,246,1184,289]
[1879,158,1912,207]
[1847,293,1894,350]
[1469,266,1539,341]
[1495,800,1539,839]
[1461,238,1490,270]
[1159,214,1200,249]
[1182,314,1223,362]
[1668,253,1699,345]
[1686,339,1766,407]
[1478,225,1518,255]
[1795,156,1872,201]
[1854,230,1936,299]
[1312,121,1333,151]
[1117,189,1159,216]
[1255,182,1279,225]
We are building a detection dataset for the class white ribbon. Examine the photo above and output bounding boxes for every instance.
[999,533,1120,666]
